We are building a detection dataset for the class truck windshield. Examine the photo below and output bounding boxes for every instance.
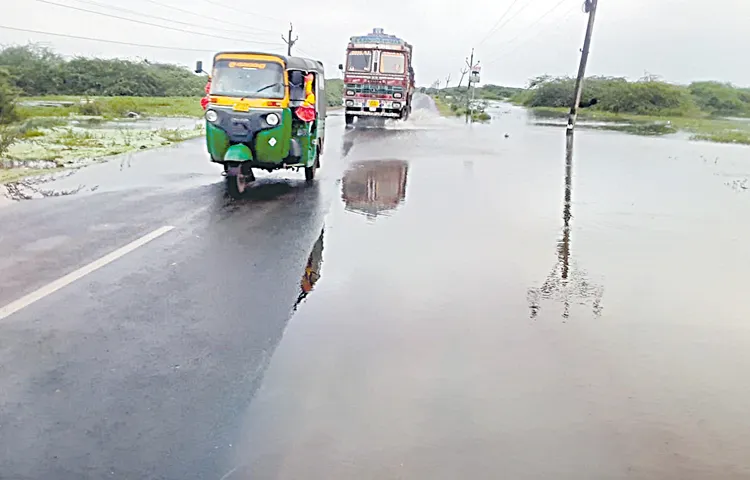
[210,59,285,99]
[346,51,372,72]
[379,52,405,74]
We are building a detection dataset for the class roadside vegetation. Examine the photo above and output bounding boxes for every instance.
[428,84,524,122]
[510,75,750,144]
[432,94,492,122]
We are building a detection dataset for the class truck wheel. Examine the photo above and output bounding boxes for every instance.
[345,114,354,127]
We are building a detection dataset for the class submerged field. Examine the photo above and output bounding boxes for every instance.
[527,107,750,145]
[1,97,205,184]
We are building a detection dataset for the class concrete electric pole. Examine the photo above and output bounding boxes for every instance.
[465,48,474,123]
[282,23,298,56]
[567,0,599,134]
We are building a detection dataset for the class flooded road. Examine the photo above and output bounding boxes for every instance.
[1,98,750,478]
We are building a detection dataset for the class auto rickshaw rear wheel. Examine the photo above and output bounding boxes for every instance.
[305,149,319,183]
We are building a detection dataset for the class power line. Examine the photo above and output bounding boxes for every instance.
[0,24,229,52]
[137,0,278,34]
[486,4,578,63]
[484,0,574,65]
[32,0,282,45]
[196,0,287,24]
[477,0,541,46]
[68,0,275,38]
[477,0,522,46]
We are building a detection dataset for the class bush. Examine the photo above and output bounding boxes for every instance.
[77,100,103,116]
[689,81,750,116]
[516,76,700,116]
[0,69,19,124]
[0,44,205,97]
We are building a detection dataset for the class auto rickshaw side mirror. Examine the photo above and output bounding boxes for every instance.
[195,60,204,74]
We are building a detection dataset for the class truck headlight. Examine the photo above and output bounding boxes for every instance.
[346,90,355,96]
[393,102,401,109]
[266,113,279,126]
[346,100,354,107]
[393,92,402,98]
[205,109,218,122]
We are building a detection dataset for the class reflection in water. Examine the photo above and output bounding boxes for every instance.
[527,134,603,319]
[293,228,324,311]
[341,160,409,220]
[340,128,419,159]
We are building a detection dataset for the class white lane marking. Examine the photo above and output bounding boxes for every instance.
[0,225,175,321]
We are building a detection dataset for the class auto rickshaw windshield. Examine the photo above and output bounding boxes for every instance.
[210,59,285,99]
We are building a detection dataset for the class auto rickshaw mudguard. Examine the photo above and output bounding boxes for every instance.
[223,144,253,161]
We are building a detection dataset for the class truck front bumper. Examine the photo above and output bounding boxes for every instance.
[346,108,401,118]
[344,98,405,118]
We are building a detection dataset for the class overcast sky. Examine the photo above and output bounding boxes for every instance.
[2,0,749,88]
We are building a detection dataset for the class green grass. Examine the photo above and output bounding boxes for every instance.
[433,96,453,116]
[16,96,204,121]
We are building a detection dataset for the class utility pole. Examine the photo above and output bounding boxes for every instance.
[457,67,469,89]
[281,23,298,56]
[567,0,599,134]
[445,73,451,89]
[465,48,474,123]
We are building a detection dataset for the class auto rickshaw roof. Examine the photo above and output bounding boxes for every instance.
[213,52,324,74]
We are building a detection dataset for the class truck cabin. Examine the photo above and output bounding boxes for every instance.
[341,49,407,76]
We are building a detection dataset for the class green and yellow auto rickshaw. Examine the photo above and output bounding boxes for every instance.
[195,52,327,198]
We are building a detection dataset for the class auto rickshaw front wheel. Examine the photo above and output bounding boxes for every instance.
[227,173,248,199]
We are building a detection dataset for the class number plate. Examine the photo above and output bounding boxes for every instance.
[367,100,379,108]
[233,100,251,112]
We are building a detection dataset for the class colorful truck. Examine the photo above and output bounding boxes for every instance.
[338,28,415,127]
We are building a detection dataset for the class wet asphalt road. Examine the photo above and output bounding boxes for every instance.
[2,97,750,479]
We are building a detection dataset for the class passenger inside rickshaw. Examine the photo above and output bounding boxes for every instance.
[289,70,306,106]
[286,69,318,161]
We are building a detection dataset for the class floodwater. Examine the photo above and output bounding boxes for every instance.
[223,102,750,479]
[2,98,750,478]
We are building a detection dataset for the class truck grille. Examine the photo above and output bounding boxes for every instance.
[347,83,403,95]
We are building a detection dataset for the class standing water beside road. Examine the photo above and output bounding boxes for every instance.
[1,96,750,478]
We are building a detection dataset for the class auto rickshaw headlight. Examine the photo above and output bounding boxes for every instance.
[266,113,280,126]
[205,109,218,122]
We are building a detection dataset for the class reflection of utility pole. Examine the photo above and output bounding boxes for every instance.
[526,132,603,320]
[567,0,599,134]
[282,23,298,56]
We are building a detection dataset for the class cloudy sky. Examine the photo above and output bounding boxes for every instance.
[2,0,749,88]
